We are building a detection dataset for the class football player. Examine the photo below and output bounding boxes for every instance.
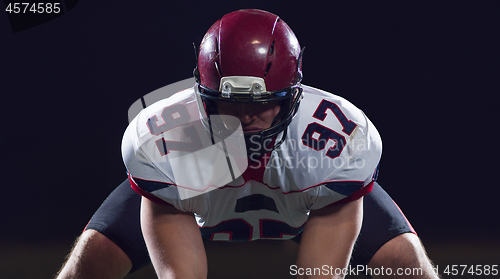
[56,9,439,279]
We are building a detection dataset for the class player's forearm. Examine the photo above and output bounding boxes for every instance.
[140,197,208,279]
[295,198,363,279]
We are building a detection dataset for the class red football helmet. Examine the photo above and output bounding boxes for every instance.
[194,9,304,156]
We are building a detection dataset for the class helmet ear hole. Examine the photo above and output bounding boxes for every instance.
[268,40,275,55]
[264,62,272,77]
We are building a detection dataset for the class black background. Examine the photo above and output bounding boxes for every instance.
[1,0,498,247]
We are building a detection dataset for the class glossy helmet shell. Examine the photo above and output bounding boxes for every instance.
[197,9,302,91]
[195,9,304,157]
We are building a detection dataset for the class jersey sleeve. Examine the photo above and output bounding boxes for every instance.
[308,108,382,210]
[266,86,383,210]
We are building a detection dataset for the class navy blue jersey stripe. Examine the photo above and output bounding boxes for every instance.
[323,181,364,196]
[133,177,173,193]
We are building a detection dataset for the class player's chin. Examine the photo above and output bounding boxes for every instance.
[243,126,265,133]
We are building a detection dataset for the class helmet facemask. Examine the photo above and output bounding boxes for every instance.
[196,78,303,158]
[193,9,304,158]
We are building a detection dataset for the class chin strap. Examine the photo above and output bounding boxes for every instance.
[193,42,201,83]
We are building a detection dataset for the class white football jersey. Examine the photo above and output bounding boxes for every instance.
[122,85,382,241]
